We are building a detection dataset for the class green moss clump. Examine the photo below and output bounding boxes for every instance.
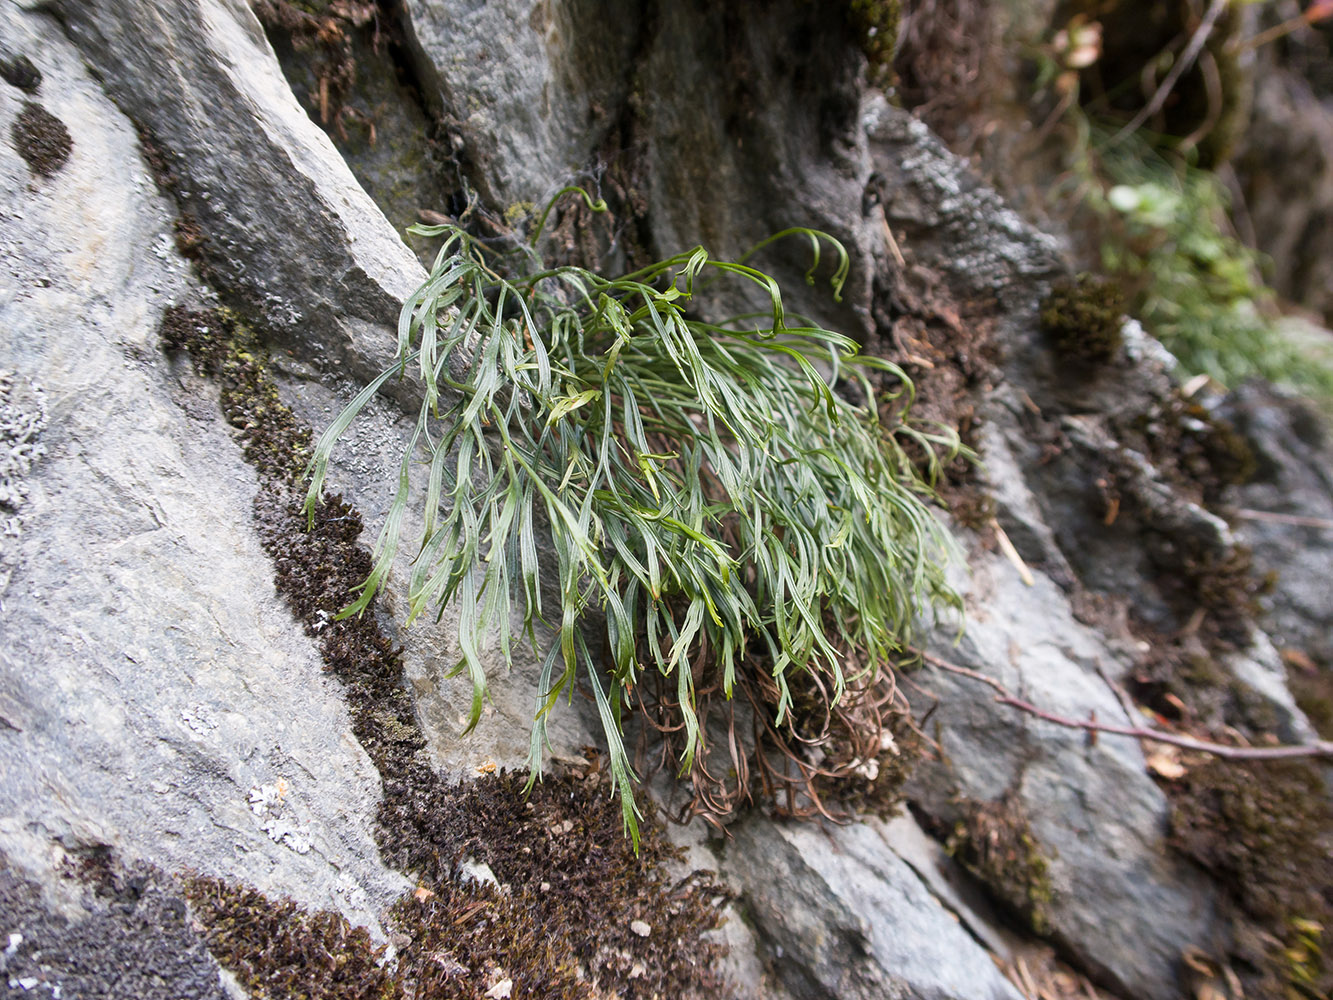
[846,0,901,83]
[945,795,1055,935]
[159,305,310,481]
[1040,273,1126,368]
[1168,760,1333,998]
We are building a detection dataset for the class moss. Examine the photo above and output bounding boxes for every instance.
[1149,539,1262,652]
[382,770,729,999]
[1167,759,1333,998]
[0,54,41,93]
[157,305,730,998]
[159,306,310,481]
[182,876,398,1000]
[945,794,1055,936]
[503,201,535,227]
[846,0,901,84]
[1130,392,1257,507]
[1040,273,1126,368]
[182,772,729,1000]
[10,101,71,178]
[173,214,207,260]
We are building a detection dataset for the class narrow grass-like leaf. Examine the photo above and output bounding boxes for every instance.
[308,191,963,849]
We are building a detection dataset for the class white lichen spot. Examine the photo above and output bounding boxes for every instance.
[249,779,310,853]
[180,704,218,734]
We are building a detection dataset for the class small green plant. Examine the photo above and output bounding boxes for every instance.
[945,794,1056,936]
[305,190,961,841]
[1040,272,1126,367]
[1089,134,1333,406]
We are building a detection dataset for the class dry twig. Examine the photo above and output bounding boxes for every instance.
[915,649,1333,761]
[1108,0,1228,146]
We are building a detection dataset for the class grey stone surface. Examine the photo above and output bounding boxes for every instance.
[401,1,891,336]
[53,0,423,386]
[0,2,1328,1000]
[857,94,1233,997]
[720,814,1024,1000]
[0,1,406,931]
[632,1,882,336]
[255,5,456,249]
[907,551,1222,1000]
[275,367,602,776]
[1235,49,1333,324]
[50,0,602,779]
[400,0,637,213]
[1225,380,1333,670]
[868,94,1064,306]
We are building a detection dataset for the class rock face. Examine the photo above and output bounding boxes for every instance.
[0,0,404,933]
[400,0,884,335]
[53,0,422,382]
[720,814,1025,1000]
[400,0,637,215]
[1234,23,1333,325]
[1226,382,1333,669]
[1,2,1329,1000]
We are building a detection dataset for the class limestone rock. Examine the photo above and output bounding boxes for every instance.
[721,814,1024,1000]
[54,0,422,385]
[399,0,636,214]
[0,0,406,931]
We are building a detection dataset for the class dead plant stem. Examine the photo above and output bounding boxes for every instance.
[914,649,1333,761]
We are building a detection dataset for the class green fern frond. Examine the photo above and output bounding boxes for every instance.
[305,193,961,846]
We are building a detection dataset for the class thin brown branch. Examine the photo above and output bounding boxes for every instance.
[1108,0,1228,146]
[1232,507,1333,530]
[915,649,1333,761]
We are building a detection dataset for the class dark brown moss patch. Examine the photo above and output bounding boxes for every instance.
[2,849,229,1000]
[1040,273,1126,369]
[251,0,365,135]
[1167,759,1333,998]
[0,54,41,93]
[379,769,729,1000]
[1131,393,1257,506]
[10,101,72,178]
[183,876,398,1000]
[869,258,999,534]
[173,214,207,260]
[945,794,1055,936]
[157,304,730,998]
[1285,649,1333,741]
[1142,536,1264,653]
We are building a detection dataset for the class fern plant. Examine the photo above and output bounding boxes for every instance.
[304,191,961,841]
